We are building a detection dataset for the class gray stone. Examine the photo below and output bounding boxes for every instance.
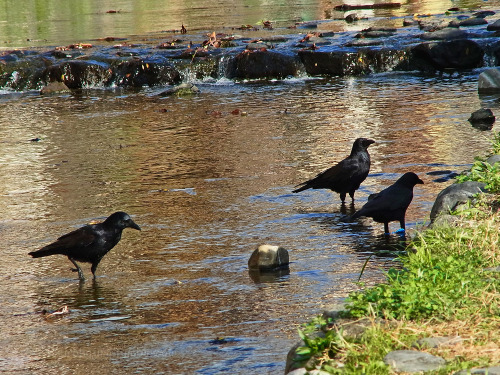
[413,336,462,348]
[430,181,487,222]
[478,68,500,93]
[454,367,500,375]
[248,244,289,271]
[384,350,446,373]
[486,154,500,165]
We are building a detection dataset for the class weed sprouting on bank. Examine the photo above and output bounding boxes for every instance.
[293,134,500,374]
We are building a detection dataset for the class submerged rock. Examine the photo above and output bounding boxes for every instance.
[158,82,199,96]
[40,81,71,94]
[468,108,495,130]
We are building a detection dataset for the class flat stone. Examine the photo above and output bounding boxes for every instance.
[420,28,467,40]
[413,336,462,348]
[454,367,500,375]
[384,350,446,373]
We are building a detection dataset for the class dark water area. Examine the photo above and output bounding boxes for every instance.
[1,0,500,374]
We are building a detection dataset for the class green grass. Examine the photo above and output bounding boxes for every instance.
[291,133,500,374]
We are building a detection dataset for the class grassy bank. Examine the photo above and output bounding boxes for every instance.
[292,134,500,374]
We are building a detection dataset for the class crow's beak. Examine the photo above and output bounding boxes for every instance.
[418,178,424,185]
[129,220,141,231]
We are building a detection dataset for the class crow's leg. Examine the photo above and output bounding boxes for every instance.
[91,261,101,279]
[348,191,355,202]
[399,219,406,231]
[384,222,390,235]
[339,192,347,203]
[68,257,85,280]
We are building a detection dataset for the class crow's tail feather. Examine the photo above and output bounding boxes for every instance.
[28,248,61,258]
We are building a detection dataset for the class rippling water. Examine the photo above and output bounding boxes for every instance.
[0,72,498,373]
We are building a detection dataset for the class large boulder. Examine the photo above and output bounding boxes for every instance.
[44,60,112,89]
[410,39,484,72]
[430,181,488,223]
[114,58,182,87]
[226,50,299,79]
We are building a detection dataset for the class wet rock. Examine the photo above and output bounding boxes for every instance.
[487,19,500,31]
[334,2,401,11]
[114,58,181,86]
[384,350,446,373]
[458,17,488,27]
[468,108,495,130]
[227,50,299,79]
[410,39,483,72]
[356,27,397,38]
[413,336,463,349]
[345,13,359,23]
[418,19,451,32]
[40,81,71,94]
[248,244,289,271]
[157,82,199,97]
[478,68,500,93]
[474,10,496,18]
[420,28,467,40]
[454,367,500,375]
[299,49,406,76]
[44,60,112,89]
[430,181,488,223]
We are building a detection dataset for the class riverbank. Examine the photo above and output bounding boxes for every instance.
[287,134,500,374]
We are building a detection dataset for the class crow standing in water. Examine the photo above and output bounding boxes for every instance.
[293,138,375,203]
[28,212,141,280]
[351,172,424,234]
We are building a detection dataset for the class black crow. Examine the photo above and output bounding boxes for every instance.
[28,212,141,280]
[293,138,375,203]
[351,172,424,234]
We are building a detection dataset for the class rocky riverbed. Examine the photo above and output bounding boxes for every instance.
[3,6,500,91]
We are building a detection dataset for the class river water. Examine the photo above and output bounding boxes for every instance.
[1,1,500,374]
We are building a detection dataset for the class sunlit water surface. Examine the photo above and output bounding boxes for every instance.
[0,72,498,373]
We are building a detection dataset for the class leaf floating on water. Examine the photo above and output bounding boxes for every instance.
[231,109,241,115]
[106,9,119,13]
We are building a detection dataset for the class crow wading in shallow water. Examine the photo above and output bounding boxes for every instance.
[292,138,375,204]
[28,212,141,280]
[351,172,424,234]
